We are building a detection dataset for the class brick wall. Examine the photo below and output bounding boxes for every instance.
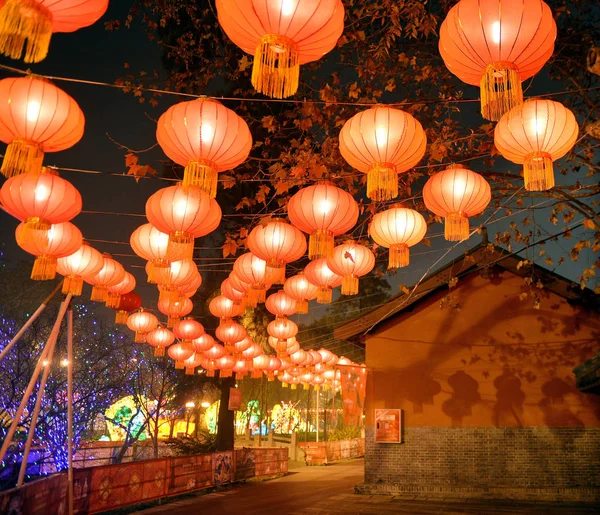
[360,426,600,501]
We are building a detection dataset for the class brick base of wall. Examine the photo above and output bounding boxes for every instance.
[362,426,600,501]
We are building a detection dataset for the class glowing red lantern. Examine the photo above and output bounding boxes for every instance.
[369,206,426,268]
[215,320,247,346]
[221,277,246,306]
[106,272,136,309]
[288,182,359,259]
[56,242,103,296]
[86,254,125,302]
[217,354,236,378]
[318,348,337,366]
[192,333,215,355]
[265,291,297,318]
[114,291,142,325]
[0,0,108,63]
[289,349,308,366]
[326,241,374,296]
[158,296,193,328]
[268,335,297,358]
[304,258,343,304]
[130,223,185,283]
[15,221,82,280]
[127,309,158,343]
[173,318,204,343]
[233,252,272,306]
[168,341,194,369]
[209,295,243,320]
[0,77,84,176]
[283,272,318,314]
[264,356,282,381]
[232,336,253,355]
[267,319,298,350]
[156,259,199,302]
[183,352,204,375]
[146,326,175,357]
[233,358,250,380]
[247,219,306,283]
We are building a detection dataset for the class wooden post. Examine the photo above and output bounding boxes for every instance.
[290,431,297,461]
[316,389,320,443]
[267,430,274,447]
[67,306,74,515]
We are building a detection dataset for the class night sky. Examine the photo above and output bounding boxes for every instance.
[0,1,596,322]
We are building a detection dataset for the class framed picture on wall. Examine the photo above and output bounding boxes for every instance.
[375,409,402,443]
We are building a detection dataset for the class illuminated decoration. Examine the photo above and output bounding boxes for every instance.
[267,319,298,356]
[326,241,375,296]
[104,395,148,442]
[179,270,202,299]
[56,242,103,296]
[339,106,426,200]
[183,352,203,375]
[268,335,297,357]
[127,309,158,343]
[339,364,367,426]
[304,258,343,304]
[233,252,272,306]
[494,99,579,191]
[216,0,344,99]
[221,277,246,307]
[1,167,82,243]
[318,348,338,366]
[264,356,282,381]
[422,164,491,241]
[217,354,235,378]
[205,400,220,434]
[158,296,193,328]
[203,343,226,377]
[288,182,359,260]
[283,272,318,314]
[145,183,212,260]
[155,259,199,302]
[168,341,194,369]
[114,291,142,325]
[242,342,263,369]
[156,97,251,196]
[289,348,308,365]
[439,0,557,121]
[0,76,84,177]
[105,272,136,309]
[265,291,297,318]
[173,318,204,344]
[146,326,175,357]
[215,320,247,347]
[369,206,427,269]
[0,0,108,63]
[209,295,243,320]
[130,223,185,283]
[247,219,306,284]
[85,253,125,302]
[192,333,215,355]
[232,336,253,355]
[15,221,82,280]
[236,399,260,435]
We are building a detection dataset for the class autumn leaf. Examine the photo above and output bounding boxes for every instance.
[222,239,237,258]
[125,153,138,168]
[583,219,596,230]
[127,164,157,183]
[238,55,252,72]
[343,251,356,263]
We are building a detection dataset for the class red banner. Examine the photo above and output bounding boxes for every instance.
[339,365,367,426]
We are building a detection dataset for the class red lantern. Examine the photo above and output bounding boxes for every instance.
[233,358,250,381]
[1,168,81,243]
[168,341,195,369]
[288,182,359,260]
[127,309,158,343]
[130,223,185,283]
[268,335,297,358]
[156,98,251,196]
[146,326,175,357]
[192,333,215,355]
[85,254,125,302]
[0,0,108,63]
[0,77,84,176]
[106,272,136,309]
[264,356,282,382]
[156,259,199,302]
[228,270,251,293]
[252,354,269,379]
[16,221,82,280]
[283,272,318,314]
[173,318,204,343]
[215,320,247,346]
[217,354,236,378]
[56,242,103,296]
[339,106,427,200]
[232,336,253,355]
[265,291,297,318]
[267,318,298,347]
[183,352,204,375]
[422,165,491,241]
[209,295,243,320]
[247,219,306,284]
[145,183,212,260]
[369,206,427,269]
[204,342,226,376]
[221,277,246,306]
[326,241,375,296]
[158,296,193,328]
[114,291,142,325]
[242,342,263,360]
[304,258,343,304]
[318,348,337,366]
[232,252,272,306]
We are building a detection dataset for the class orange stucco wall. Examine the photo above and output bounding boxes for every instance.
[366,270,600,428]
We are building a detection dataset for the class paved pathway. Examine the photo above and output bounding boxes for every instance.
[134,459,598,515]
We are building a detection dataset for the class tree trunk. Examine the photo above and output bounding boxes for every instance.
[216,377,235,451]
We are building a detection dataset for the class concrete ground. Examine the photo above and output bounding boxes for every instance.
[134,459,599,515]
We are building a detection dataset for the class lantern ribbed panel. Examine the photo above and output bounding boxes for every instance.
[0,77,84,174]
[242,342,263,360]
[221,277,245,304]
[56,242,104,295]
[216,0,344,99]
[205,343,226,361]
[369,207,427,268]
[1,169,82,227]
[192,334,215,353]
[304,258,343,304]
[209,295,243,319]
[157,259,198,289]
[86,254,125,301]
[183,352,204,374]
[168,342,195,364]
[158,296,193,327]
[233,252,272,305]
[339,106,426,200]
[289,349,308,365]
[173,318,204,342]
[127,310,158,342]
[326,242,375,295]
[268,318,298,340]
[288,183,359,259]
[156,98,251,196]
[283,272,319,301]
[196,198,222,236]
[130,223,184,262]
[215,320,247,345]
[233,336,253,354]
[266,291,297,317]
[494,100,578,191]
[179,271,202,298]
[228,271,251,293]
[146,326,175,356]
[106,272,136,308]
[439,0,556,120]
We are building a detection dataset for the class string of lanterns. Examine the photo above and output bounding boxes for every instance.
[0,0,582,388]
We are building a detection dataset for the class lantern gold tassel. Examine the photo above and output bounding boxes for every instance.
[309,230,334,260]
[480,62,523,121]
[147,260,169,284]
[167,231,194,260]
[388,244,409,269]
[248,285,266,305]
[367,164,398,201]
[183,160,218,198]
[291,384,297,390]
[134,332,146,343]
[252,34,299,99]
[105,293,121,309]
[342,275,359,296]
[63,275,83,296]
[90,286,108,302]
[295,299,308,314]
[0,0,52,63]
[175,361,184,370]
[317,286,333,304]
[30,255,56,281]
[1,139,44,178]
[444,213,470,242]
[154,347,165,357]
[167,316,179,328]
[115,310,128,325]
[267,263,285,285]
[185,367,195,375]
[524,151,554,192]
